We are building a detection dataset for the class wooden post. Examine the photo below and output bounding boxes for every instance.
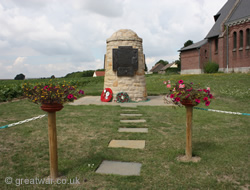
[185,106,193,159]
[48,112,58,180]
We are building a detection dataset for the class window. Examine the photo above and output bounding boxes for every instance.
[233,32,237,50]
[215,38,218,53]
[247,28,250,47]
[239,30,243,49]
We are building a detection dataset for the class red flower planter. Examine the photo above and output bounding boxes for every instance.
[41,103,63,112]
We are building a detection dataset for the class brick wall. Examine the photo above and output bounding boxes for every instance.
[180,49,199,70]
[228,22,250,69]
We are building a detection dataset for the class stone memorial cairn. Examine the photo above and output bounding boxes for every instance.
[104,29,147,102]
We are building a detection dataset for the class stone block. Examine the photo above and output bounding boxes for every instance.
[118,128,148,133]
[120,119,146,123]
[108,140,145,149]
[96,160,142,176]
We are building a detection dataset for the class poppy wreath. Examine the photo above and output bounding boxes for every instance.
[116,92,130,103]
[101,88,113,102]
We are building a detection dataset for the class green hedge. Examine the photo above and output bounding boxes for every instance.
[204,62,219,73]
[165,68,180,74]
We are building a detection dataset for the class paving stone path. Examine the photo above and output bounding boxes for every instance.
[109,140,146,149]
[96,105,148,176]
[120,119,146,123]
[120,113,143,116]
[118,128,148,133]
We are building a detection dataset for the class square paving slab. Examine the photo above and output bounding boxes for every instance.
[96,160,142,176]
[118,128,148,133]
[122,109,139,112]
[120,113,143,116]
[120,119,146,123]
[109,140,145,149]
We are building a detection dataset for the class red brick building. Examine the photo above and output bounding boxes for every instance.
[180,0,250,74]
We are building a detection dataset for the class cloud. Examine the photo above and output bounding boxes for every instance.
[74,0,124,17]
[0,0,227,79]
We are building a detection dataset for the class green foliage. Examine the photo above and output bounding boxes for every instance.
[64,70,95,78]
[0,77,104,102]
[204,62,219,73]
[175,59,181,70]
[165,79,213,106]
[145,63,148,72]
[14,73,25,80]
[146,73,250,100]
[165,68,180,74]
[82,70,95,77]
[184,40,193,47]
[0,84,23,102]
[23,81,84,104]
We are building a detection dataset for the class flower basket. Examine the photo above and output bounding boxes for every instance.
[164,80,213,107]
[41,103,64,112]
[164,79,214,162]
[22,80,84,180]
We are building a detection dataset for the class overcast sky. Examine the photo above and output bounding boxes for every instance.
[0,0,227,79]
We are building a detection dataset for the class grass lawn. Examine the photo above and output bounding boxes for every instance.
[0,73,249,189]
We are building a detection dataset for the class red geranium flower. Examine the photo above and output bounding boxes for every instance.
[175,97,181,102]
[78,90,84,95]
[178,80,184,84]
[203,97,208,101]
[205,101,210,106]
[195,99,200,103]
[170,94,174,98]
[67,94,74,99]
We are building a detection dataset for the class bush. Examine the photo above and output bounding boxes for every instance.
[64,70,95,78]
[14,73,25,80]
[204,62,219,73]
[165,68,180,74]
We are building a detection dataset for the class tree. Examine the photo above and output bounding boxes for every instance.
[155,60,169,66]
[51,75,55,79]
[144,63,148,72]
[175,59,181,71]
[14,73,25,80]
[184,40,193,47]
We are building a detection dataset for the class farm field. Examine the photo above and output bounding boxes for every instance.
[0,73,249,189]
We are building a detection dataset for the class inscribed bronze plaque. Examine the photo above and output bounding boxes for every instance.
[113,46,138,76]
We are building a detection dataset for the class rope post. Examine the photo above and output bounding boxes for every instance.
[185,105,193,159]
[48,112,58,180]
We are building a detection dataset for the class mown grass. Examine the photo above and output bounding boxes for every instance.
[0,73,249,189]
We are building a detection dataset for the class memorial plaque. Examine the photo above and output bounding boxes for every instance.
[113,46,138,76]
